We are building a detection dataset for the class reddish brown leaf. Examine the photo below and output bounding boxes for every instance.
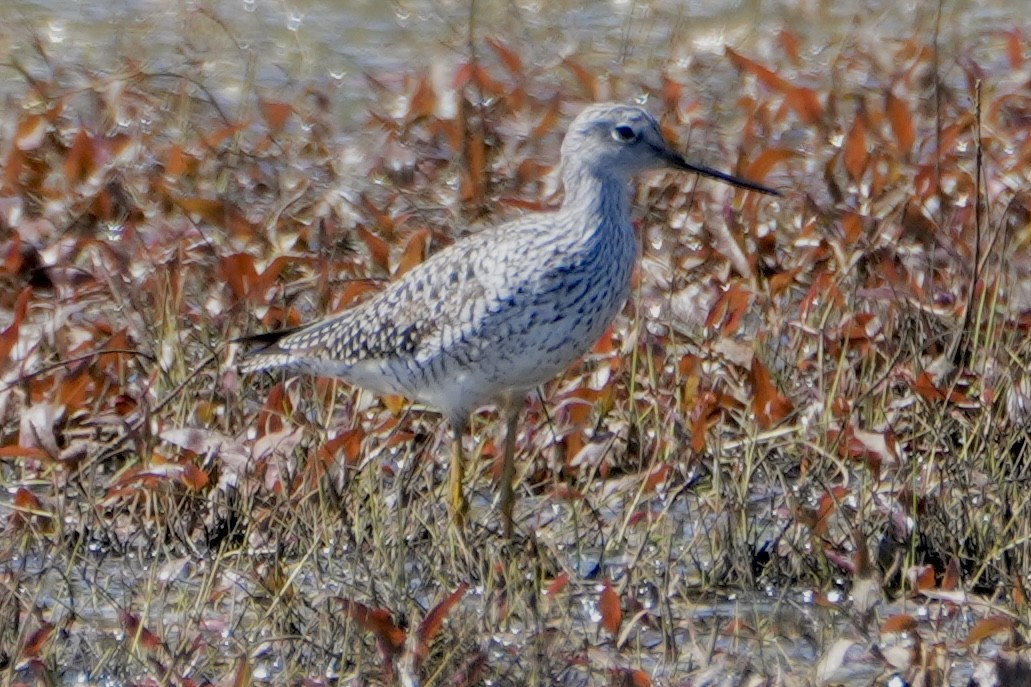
[545,573,570,597]
[97,329,131,375]
[3,146,24,186]
[259,100,293,133]
[107,132,133,162]
[886,92,915,156]
[779,29,802,63]
[704,282,752,335]
[202,123,246,148]
[180,463,210,490]
[339,598,405,654]
[784,86,823,124]
[357,227,392,273]
[3,233,25,277]
[912,565,936,591]
[840,312,881,344]
[660,74,684,111]
[462,128,486,206]
[800,270,841,319]
[21,623,55,656]
[679,354,700,376]
[219,253,259,301]
[624,510,649,527]
[57,370,92,410]
[723,619,758,637]
[252,255,308,296]
[335,280,382,309]
[531,98,562,140]
[1006,29,1025,69]
[381,394,407,417]
[407,74,436,122]
[610,668,652,687]
[813,485,848,536]
[90,186,113,220]
[417,583,468,648]
[319,428,365,467]
[121,612,163,651]
[16,114,47,151]
[964,616,1014,645]
[193,400,218,424]
[750,358,794,429]
[941,557,961,591]
[560,430,584,463]
[176,197,224,222]
[13,487,43,511]
[0,439,49,460]
[843,115,868,181]
[911,371,968,404]
[0,287,32,364]
[841,212,864,243]
[590,325,617,356]
[164,144,189,178]
[852,536,874,578]
[725,47,791,93]
[743,148,793,185]
[453,62,475,89]
[880,614,919,634]
[396,228,431,277]
[599,580,622,637]
[485,36,523,77]
[768,267,800,296]
[690,390,721,453]
[358,193,397,235]
[468,64,500,95]
[550,485,584,501]
[233,656,251,687]
[938,113,975,154]
[562,58,598,100]
[9,486,51,530]
[109,463,183,489]
[256,384,288,435]
[64,128,95,183]
[515,158,551,187]
[643,464,670,493]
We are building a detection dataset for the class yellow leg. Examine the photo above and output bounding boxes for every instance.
[449,421,468,527]
[499,394,522,538]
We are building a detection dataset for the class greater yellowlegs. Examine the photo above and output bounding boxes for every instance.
[237,103,779,537]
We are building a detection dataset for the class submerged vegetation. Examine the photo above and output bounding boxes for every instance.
[1,2,1031,685]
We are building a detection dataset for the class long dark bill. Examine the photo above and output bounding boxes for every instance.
[661,147,781,197]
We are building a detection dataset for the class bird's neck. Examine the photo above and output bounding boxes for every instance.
[558,166,632,236]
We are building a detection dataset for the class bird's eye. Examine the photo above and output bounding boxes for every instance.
[611,125,638,143]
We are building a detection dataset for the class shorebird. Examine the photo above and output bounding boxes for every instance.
[237,103,778,537]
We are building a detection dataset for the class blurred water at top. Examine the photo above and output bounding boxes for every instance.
[0,0,1019,121]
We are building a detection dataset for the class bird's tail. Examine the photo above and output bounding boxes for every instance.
[234,327,303,374]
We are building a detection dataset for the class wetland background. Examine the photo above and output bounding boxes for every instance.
[2,0,1031,685]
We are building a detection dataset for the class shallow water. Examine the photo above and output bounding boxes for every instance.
[5,539,996,686]
[2,0,1021,123]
